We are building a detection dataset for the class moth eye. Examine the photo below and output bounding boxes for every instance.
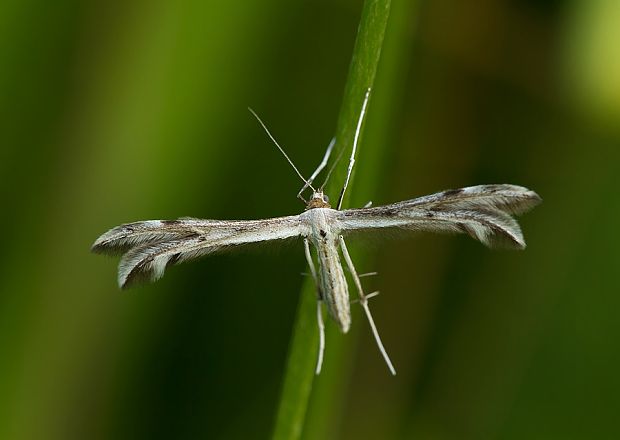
[323,195,330,203]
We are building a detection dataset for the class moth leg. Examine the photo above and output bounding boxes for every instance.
[304,237,326,375]
[338,235,396,375]
[298,137,336,200]
[351,290,380,304]
[315,295,326,375]
[336,88,371,210]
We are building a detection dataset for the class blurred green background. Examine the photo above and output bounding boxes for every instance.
[1,0,619,439]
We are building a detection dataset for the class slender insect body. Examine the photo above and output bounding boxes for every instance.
[302,207,351,333]
[316,236,350,333]
[92,88,541,375]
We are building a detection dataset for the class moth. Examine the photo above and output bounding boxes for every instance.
[92,89,541,375]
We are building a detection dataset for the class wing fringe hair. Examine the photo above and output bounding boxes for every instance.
[92,184,540,289]
[91,217,302,288]
[339,184,541,249]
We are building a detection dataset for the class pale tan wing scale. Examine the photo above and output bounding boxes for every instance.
[336,184,541,249]
[92,216,307,288]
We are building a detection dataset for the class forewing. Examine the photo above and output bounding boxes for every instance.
[337,184,541,249]
[92,216,304,288]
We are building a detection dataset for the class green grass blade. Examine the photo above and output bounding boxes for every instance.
[271,1,392,439]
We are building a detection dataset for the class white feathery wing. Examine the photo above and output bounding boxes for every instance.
[336,184,541,249]
[92,216,306,288]
[92,184,540,289]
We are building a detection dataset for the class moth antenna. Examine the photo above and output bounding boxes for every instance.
[248,107,315,192]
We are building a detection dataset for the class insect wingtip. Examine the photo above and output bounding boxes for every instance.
[498,236,527,250]
[118,277,129,290]
[118,266,135,289]
[533,192,543,205]
[91,234,106,252]
[525,187,542,203]
[91,226,126,255]
[91,240,108,254]
[519,189,542,212]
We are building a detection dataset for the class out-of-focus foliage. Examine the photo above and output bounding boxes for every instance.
[0,0,618,439]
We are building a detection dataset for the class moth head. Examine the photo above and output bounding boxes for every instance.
[306,191,331,209]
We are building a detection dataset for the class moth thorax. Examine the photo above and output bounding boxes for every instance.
[306,191,331,210]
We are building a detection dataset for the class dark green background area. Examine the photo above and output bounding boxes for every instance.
[1,0,618,439]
